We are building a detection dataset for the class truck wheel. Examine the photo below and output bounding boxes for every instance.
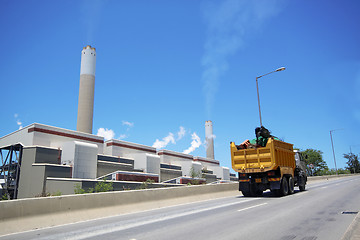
[288,176,295,194]
[299,176,306,191]
[279,177,289,196]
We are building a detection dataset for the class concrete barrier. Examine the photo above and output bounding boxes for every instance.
[0,183,238,235]
[307,174,357,182]
[1,174,357,236]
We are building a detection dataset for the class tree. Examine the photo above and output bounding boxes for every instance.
[344,153,360,173]
[301,149,328,176]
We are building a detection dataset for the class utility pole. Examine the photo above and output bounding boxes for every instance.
[330,129,343,176]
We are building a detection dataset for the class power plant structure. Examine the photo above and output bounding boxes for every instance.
[77,46,96,134]
[0,46,236,200]
[205,120,215,159]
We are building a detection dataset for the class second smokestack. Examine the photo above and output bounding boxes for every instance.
[77,45,96,134]
[205,120,215,159]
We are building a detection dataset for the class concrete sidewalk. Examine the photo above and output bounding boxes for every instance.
[342,212,360,240]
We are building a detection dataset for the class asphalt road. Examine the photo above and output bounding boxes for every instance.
[2,176,360,240]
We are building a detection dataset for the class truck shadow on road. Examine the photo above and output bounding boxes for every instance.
[237,189,306,198]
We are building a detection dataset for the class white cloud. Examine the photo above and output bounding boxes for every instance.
[183,132,202,154]
[177,126,186,140]
[97,128,115,141]
[152,133,176,149]
[118,134,127,140]
[122,121,134,128]
[14,113,22,129]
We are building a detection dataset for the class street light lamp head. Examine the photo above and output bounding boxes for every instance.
[276,67,286,72]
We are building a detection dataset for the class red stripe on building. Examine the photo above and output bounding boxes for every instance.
[28,127,104,144]
[106,142,156,154]
[116,173,158,182]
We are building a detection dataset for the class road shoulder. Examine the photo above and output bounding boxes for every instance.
[342,211,360,240]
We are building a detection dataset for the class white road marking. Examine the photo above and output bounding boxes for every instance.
[237,203,268,212]
[321,186,328,189]
[2,194,245,238]
[37,198,260,240]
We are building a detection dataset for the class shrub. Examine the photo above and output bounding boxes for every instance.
[74,183,86,194]
[1,193,9,201]
[74,181,113,194]
[51,191,62,196]
[137,178,155,190]
[94,181,113,192]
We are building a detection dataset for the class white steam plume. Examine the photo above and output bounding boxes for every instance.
[80,0,105,43]
[183,133,202,154]
[177,126,186,140]
[152,133,176,149]
[97,128,115,141]
[201,0,283,116]
[205,134,216,148]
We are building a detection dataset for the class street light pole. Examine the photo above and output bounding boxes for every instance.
[256,67,285,127]
[330,128,343,176]
[256,76,262,127]
[329,130,338,176]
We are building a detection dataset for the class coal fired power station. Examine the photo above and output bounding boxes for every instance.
[76,45,96,134]
[0,45,234,200]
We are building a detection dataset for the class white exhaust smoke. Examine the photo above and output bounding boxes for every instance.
[183,132,202,154]
[152,126,186,149]
[201,0,283,116]
[177,126,186,140]
[152,133,176,149]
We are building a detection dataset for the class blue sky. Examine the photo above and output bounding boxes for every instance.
[1,0,360,172]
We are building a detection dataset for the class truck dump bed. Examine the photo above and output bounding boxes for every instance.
[231,138,295,173]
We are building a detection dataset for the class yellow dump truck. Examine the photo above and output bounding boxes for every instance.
[230,137,307,197]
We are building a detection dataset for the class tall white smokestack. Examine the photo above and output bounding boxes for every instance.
[205,120,214,159]
[77,45,96,134]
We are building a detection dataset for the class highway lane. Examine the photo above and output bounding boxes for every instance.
[2,175,360,240]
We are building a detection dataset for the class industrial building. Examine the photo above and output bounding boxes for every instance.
[0,46,235,200]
